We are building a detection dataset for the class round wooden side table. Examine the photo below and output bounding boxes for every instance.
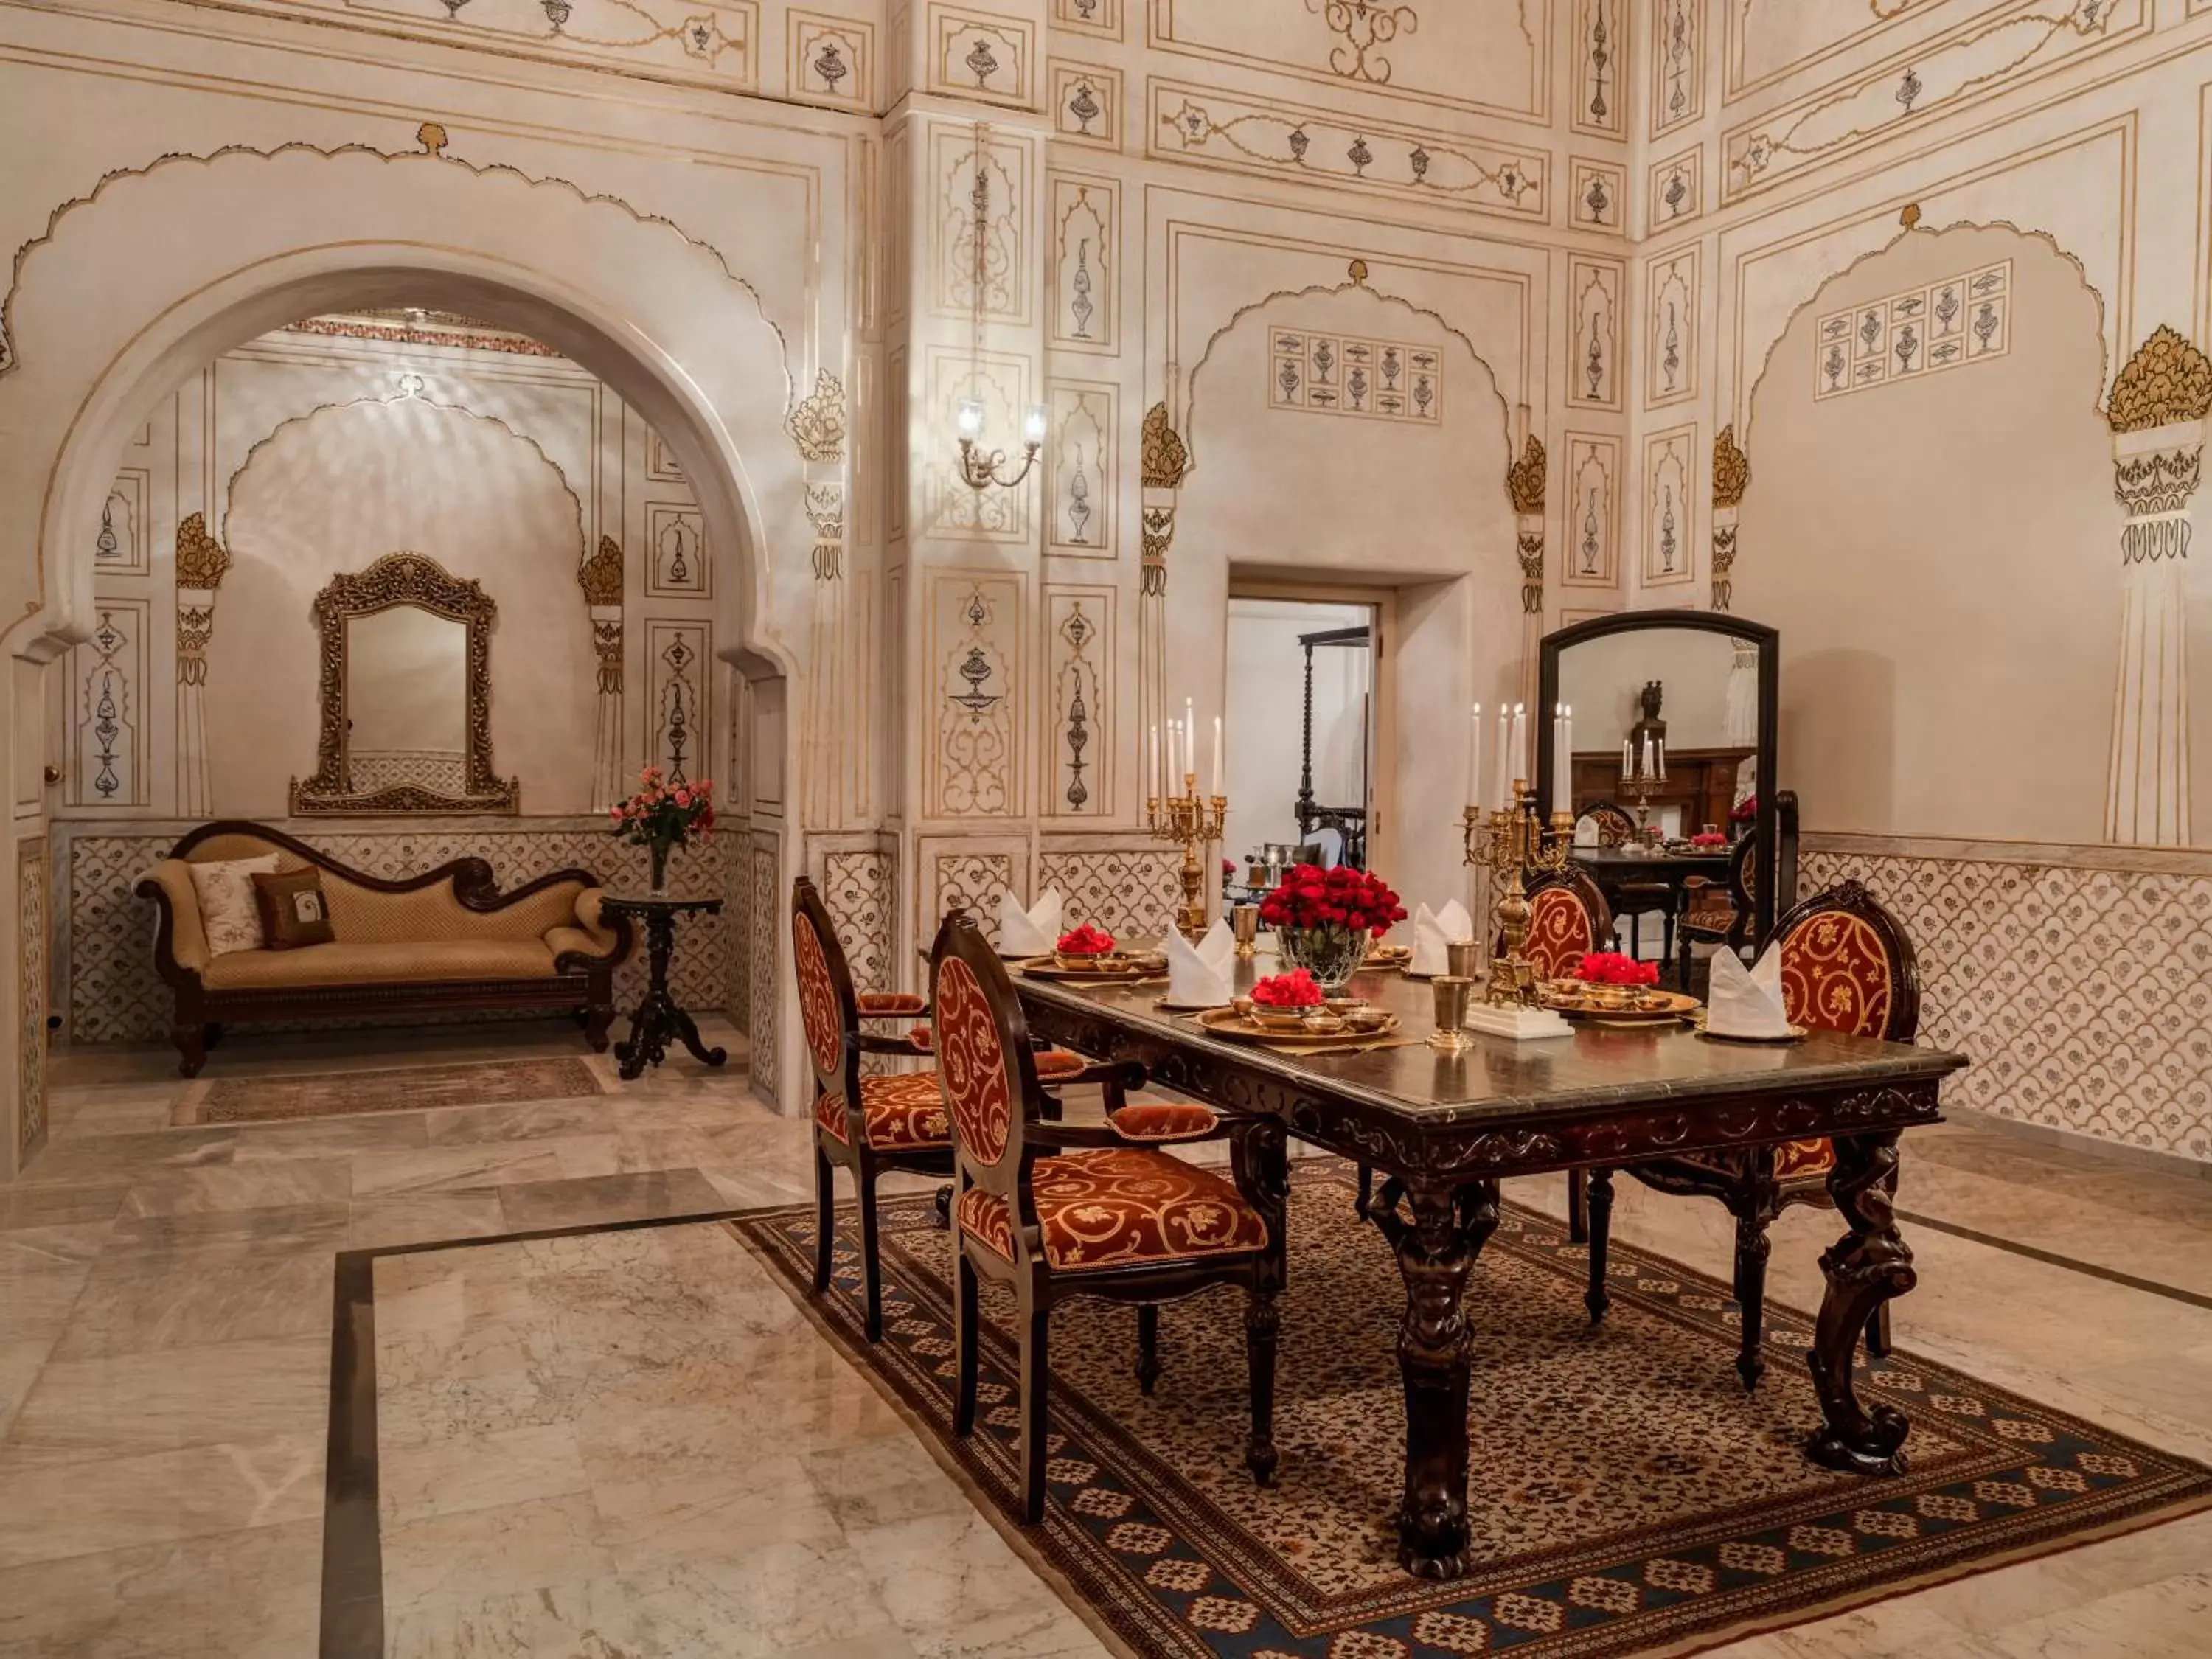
[599,893,727,1081]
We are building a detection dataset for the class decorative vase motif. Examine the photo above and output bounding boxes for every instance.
[1276,925,1368,992]
[649,839,673,894]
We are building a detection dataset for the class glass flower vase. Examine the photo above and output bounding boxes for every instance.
[1275,925,1368,992]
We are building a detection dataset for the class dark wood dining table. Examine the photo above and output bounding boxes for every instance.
[1014,955,1969,1580]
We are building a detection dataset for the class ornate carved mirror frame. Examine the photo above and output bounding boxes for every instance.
[288,552,521,815]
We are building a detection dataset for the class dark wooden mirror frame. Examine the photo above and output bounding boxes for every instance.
[288,551,520,816]
[1534,609,1780,946]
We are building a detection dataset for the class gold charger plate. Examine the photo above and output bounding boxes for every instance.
[1019,956,1166,982]
[1688,1009,1809,1044]
[1537,983,1701,1023]
[1363,945,1412,969]
[1192,1007,1402,1048]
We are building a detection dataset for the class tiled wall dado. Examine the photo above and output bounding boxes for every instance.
[1801,848,2212,1166]
[61,823,735,1046]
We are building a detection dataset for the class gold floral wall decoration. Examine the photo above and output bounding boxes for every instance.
[1711,423,1750,509]
[1139,504,1174,594]
[577,532,625,607]
[173,512,232,590]
[2107,324,2212,434]
[785,368,848,462]
[1506,435,1546,616]
[1505,433,1546,515]
[1139,401,1189,490]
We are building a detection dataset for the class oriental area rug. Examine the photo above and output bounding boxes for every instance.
[173,1055,606,1124]
[736,1165,2212,1659]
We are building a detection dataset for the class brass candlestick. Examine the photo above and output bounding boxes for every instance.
[1147,772,1228,941]
[1461,782,1574,1009]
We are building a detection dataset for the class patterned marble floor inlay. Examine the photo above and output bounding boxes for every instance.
[736,1168,2212,1658]
[173,1056,608,1125]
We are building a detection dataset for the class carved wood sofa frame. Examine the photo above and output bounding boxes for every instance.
[137,820,633,1076]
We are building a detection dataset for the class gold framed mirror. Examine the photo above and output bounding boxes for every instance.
[288,552,520,815]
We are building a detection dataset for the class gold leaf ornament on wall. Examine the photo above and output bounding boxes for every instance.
[577,533,625,607]
[1506,434,1546,515]
[785,368,848,462]
[1139,401,1189,489]
[2107,325,2212,435]
[174,512,232,590]
[1711,423,1750,509]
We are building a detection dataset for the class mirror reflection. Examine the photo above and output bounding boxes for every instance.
[1557,627,1760,844]
[345,605,469,796]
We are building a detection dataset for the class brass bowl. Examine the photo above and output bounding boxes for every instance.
[1054,950,1123,972]
[1248,1006,1316,1033]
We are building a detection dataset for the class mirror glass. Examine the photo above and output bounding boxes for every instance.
[1554,627,1761,844]
[344,605,469,796]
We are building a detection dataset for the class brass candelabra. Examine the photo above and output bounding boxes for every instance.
[1461,782,1575,1008]
[1149,773,1228,941]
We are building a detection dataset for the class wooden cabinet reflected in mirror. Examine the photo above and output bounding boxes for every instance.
[288,552,520,815]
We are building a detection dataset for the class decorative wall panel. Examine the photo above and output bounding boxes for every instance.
[1651,0,1703,138]
[1048,380,1116,557]
[932,125,1032,324]
[1723,1,2143,202]
[748,838,779,1096]
[65,827,735,1043]
[644,503,710,597]
[1725,0,2006,102]
[1561,434,1619,589]
[1054,0,1120,38]
[927,4,1034,106]
[1570,0,1625,137]
[644,620,712,783]
[926,571,1025,819]
[787,8,872,108]
[1648,146,1701,229]
[824,848,895,995]
[931,849,1018,943]
[1150,82,1545,221]
[1646,246,1699,408]
[1815,261,2012,400]
[1801,848,2211,1164]
[1037,844,1179,937]
[647,429,684,482]
[1049,174,1118,352]
[64,599,150,809]
[1567,255,1624,412]
[1643,424,1697,588]
[1268,327,1443,423]
[1043,587,1114,818]
[17,838,45,1156]
[1051,62,1122,149]
[99,470,150,575]
[1568,157,1625,232]
[925,346,1034,540]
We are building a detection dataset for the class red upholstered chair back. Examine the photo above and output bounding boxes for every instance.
[1522,869,1613,981]
[1577,801,1638,849]
[1774,880,1921,1044]
[929,911,1042,1201]
[792,876,860,1103]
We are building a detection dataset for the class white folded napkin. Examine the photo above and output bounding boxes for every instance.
[1409,900,1474,977]
[1165,919,1237,1008]
[1706,943,1794,1038]
[996,887,1065,958]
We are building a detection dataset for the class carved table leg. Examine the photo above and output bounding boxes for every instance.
[1583,1168,1614,1324]
[1805,1130,1915,1476]
[1726,1152,1780,1393]
[1231,1118,1289,1485]
[1370,1174,1500,1579]
[613,911,724,1079]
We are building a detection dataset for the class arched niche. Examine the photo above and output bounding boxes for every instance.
[1734,223,2115,843]
[1176,281,1521,911]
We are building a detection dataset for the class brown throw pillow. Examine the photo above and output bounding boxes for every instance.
[251,867,335,950]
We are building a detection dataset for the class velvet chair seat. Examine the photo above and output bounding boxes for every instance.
[813,1070,953,1151]
[956,1146,1267,1272]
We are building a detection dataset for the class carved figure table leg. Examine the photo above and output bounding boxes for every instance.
[1231,1117,1289,1484]
[614,910,727,1081]
[1805,1130,1915,1476]
[1370,1173,1501,1579]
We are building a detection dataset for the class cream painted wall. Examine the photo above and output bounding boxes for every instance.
[1559,625,1745,754]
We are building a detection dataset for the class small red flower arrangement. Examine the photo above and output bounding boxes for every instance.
[611,765,714,890]
[1251,969,1324,1009]
[1256,865,1407,939]
[1731,795,1758,824]
[1689,830,1728,849]
[1055,923,1116,957]
[1574,950,1660,987]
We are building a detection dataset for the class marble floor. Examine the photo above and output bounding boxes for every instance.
[0,1018,2208,1657]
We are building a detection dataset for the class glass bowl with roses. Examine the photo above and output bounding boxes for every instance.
[1257,865,1407,992]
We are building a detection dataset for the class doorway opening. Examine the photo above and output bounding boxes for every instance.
[1223,594,1384,893]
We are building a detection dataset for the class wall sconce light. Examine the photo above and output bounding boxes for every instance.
[956,398,1048,491]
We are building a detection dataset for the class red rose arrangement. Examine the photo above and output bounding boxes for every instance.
[1731,795,1758,824]
[611,765,714,889]
[1250,969,1324,1009]
[1689,830,1727,849]
[1257,864,1407,939]
[1055,923,1116,957]
[1574,950,1660,987]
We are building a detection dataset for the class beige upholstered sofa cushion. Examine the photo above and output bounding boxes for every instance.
[200,939,558,990]
[187,855,279,956]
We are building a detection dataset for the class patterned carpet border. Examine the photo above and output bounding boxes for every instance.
[171,1055,608,1124]
[733,1166,2212,1659]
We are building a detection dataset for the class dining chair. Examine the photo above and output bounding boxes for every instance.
[794,878,1113,1343]
[1578,799,1674,961]
[931,910,1281,1524]
[1583,878,1924,1389]
[1674,829,1758,990]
